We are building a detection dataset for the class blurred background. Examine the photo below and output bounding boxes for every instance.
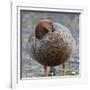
[20,10,80,78]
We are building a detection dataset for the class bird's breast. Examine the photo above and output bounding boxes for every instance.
[30,31,73,66]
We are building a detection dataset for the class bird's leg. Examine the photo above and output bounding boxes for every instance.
[62,63,66,76]
[44,65,48,77]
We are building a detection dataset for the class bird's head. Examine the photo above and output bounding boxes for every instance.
[35,19,54,39]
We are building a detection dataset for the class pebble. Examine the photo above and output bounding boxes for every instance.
[71,71,76,75]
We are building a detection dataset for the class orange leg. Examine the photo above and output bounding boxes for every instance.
[44,65,48,76]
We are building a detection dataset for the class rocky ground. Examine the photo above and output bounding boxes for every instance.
[21,10,79,78]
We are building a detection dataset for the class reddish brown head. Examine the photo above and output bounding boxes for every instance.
[35,19,54,39]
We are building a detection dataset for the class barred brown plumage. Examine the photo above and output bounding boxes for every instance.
[27,19,75,76]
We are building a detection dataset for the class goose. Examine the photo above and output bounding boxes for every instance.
[27,19,75,76]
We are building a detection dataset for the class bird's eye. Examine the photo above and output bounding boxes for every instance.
[43,28,48,33]
[43,28,48,31]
